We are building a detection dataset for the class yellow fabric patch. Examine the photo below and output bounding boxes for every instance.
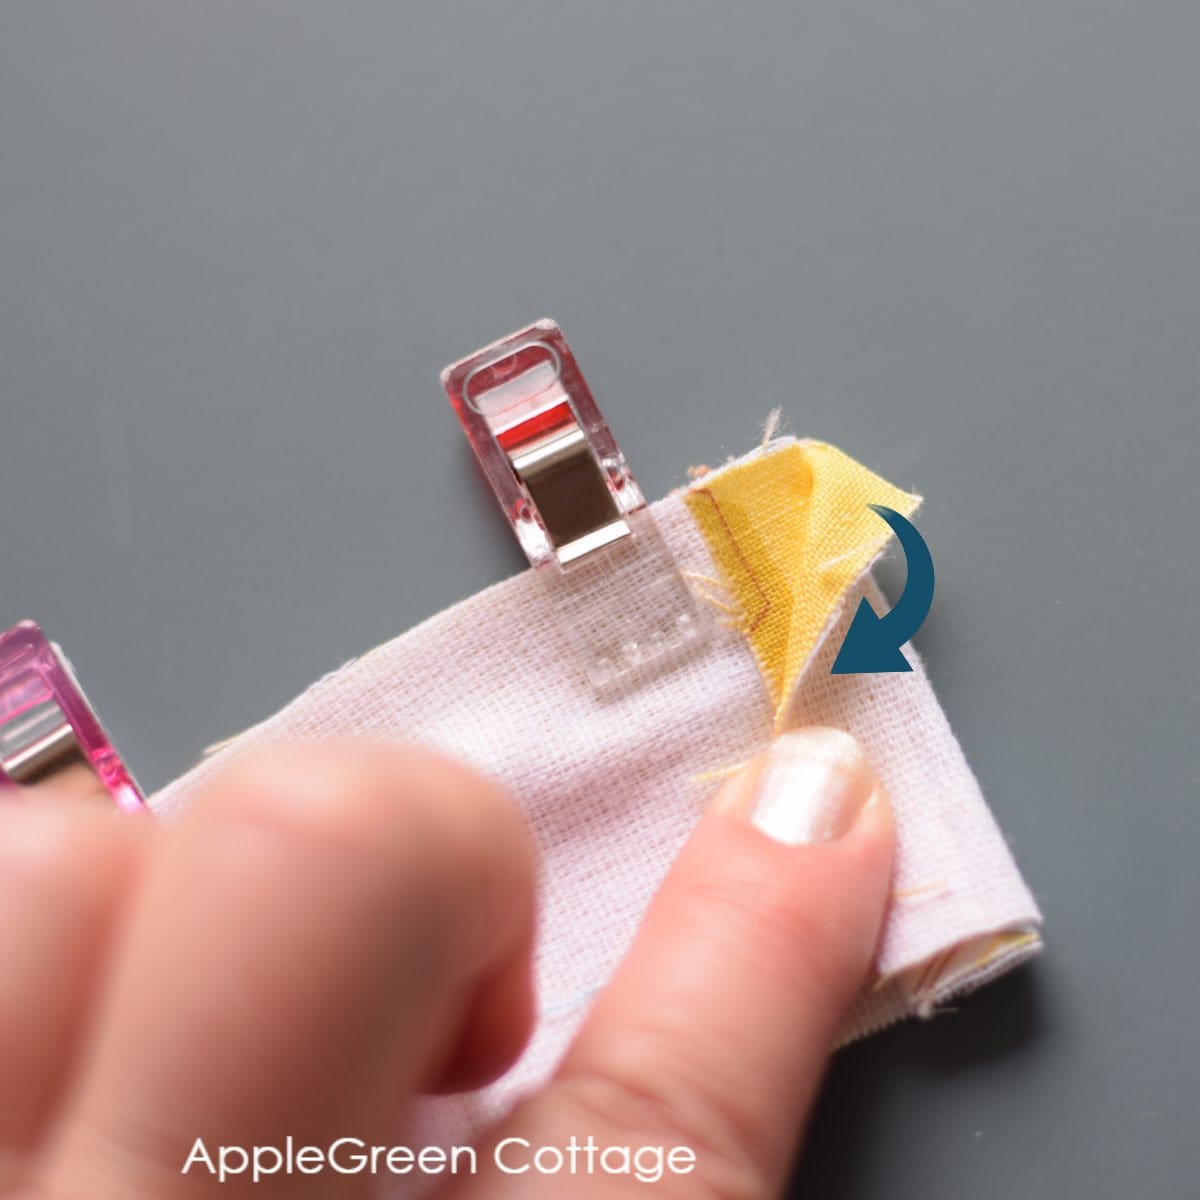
[685,440,921,727]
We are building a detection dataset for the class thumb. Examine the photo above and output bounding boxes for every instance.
[451,726,895,1200]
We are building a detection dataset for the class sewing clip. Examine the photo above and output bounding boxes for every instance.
[442,319,705,687]
[0,620,145,811]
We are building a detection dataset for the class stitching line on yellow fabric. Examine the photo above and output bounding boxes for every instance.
[684,439,921,729]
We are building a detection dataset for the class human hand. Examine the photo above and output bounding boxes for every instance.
[0,727,893,1199]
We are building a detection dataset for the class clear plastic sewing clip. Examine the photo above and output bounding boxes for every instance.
[443,319,706,687]
[0,621,144,811]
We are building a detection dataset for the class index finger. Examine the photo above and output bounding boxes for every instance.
[41,742,537,1200]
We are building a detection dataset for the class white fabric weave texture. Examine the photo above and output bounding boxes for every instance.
[153,438,1041,1193]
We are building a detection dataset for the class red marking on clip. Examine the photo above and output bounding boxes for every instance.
[495,398,574,453]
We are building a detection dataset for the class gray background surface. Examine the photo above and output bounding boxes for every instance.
[2,2,1198,1196]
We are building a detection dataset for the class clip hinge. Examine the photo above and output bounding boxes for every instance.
[508,420,629,564]
[0,697,87,784]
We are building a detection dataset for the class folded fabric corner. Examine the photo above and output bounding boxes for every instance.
[684,438,922,728]
[681,438,1041,1040]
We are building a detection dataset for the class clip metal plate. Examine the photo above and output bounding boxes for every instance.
[442,320,706,686]
[0,621,144,811]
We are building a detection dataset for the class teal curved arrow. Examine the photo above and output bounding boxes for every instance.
[830,505,934,674]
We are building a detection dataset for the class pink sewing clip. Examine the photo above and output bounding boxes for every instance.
[443,320,646,569]
[442,319,706,687]
[0,621,144,812]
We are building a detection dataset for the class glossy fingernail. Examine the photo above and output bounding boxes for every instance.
[745,727,877,845]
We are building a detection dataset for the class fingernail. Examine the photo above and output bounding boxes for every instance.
[744,727,877,845]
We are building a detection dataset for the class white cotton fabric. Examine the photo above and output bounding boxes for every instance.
[153,439,1041,1194]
